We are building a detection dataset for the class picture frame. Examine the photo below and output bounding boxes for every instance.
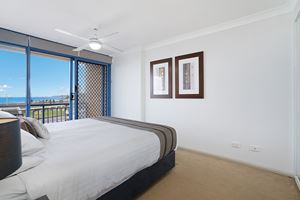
[175,52,204,98]
[150,58,172,98]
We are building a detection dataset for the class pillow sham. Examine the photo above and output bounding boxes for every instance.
[0,111,16,118]
[22,117,50,139]
[20,129,45,156]
[20,118,39,138]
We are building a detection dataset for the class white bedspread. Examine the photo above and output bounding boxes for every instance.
[17,118,160,200]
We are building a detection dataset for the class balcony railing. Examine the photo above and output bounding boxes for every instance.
[30,102,70,123]
[0,102,70,123]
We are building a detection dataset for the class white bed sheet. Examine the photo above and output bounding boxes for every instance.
[17,118,160,200]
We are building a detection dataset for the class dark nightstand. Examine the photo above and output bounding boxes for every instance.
[36,195,49,200]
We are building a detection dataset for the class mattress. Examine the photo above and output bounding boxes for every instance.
[0,118,176,200]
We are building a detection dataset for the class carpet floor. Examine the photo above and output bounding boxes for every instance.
[137,149,300,200]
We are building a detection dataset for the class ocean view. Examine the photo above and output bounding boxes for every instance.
[0,96,66,104]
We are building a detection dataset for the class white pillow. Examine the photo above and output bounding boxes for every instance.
[6,130,46,177]
[0,175,27,200]
[0,111,16,118]
[9,155,45,177]
[20,129,45,156]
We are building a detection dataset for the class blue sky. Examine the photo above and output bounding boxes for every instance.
[0,50,70,97]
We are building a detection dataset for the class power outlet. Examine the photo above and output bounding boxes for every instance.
[249,145,261,152]
[232,141,241,149]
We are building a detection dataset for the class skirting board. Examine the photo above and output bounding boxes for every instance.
[178,147,293,178]
[295,176,300,191]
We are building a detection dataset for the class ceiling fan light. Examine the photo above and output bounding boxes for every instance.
[88,41,102,50]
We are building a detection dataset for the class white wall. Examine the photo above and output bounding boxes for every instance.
[112,14,294,174]
[293,0,300,177]
[111,49,144,120]
[293,0,300,20]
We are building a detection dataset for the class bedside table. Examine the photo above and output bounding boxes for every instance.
[36,195,49,200]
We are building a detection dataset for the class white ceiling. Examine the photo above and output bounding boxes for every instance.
[0,0,291,55]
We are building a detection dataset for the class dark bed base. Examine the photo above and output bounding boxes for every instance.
[98,151,175,200]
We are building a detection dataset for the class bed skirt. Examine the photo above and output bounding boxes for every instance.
[98,150,175,200]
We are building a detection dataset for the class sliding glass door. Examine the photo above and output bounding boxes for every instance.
[30,52,72,123]
[0,42,111,123]
[0,45,26,115]
[75,61,109,119]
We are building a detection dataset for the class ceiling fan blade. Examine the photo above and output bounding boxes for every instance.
[102,43,123,53]
[73,44,89,52]
[55,29,89,41]
[99,32,119,40]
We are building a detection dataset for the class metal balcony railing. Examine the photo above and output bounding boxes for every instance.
[0,102,70,124]
[30,102,70,123]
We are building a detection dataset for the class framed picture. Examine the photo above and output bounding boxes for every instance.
[175,52,204,98]
[150,58,172,98]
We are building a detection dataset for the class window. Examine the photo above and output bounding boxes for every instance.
[0,45,26,115]
[0,42,110,122]
[30,52,71,123]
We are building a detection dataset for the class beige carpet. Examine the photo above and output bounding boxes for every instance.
[137,149,300,200]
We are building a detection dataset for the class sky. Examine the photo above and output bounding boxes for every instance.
[0,49,70,97]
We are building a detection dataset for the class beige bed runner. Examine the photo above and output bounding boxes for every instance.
[96,116,177,159]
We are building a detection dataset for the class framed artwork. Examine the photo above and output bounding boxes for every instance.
[150,58,172,98]
[175,52,204,98]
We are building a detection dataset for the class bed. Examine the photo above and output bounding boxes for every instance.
[0,117,177,200]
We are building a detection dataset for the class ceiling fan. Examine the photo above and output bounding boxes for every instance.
[55,28,122,53]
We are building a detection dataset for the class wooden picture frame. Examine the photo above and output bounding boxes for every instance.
[150,58,172,98]
[175,52,204,98]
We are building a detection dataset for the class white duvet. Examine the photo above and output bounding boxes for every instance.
[1,118,160,200]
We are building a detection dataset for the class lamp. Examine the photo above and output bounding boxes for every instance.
[0,118,22,180]
[88,39,102,50]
